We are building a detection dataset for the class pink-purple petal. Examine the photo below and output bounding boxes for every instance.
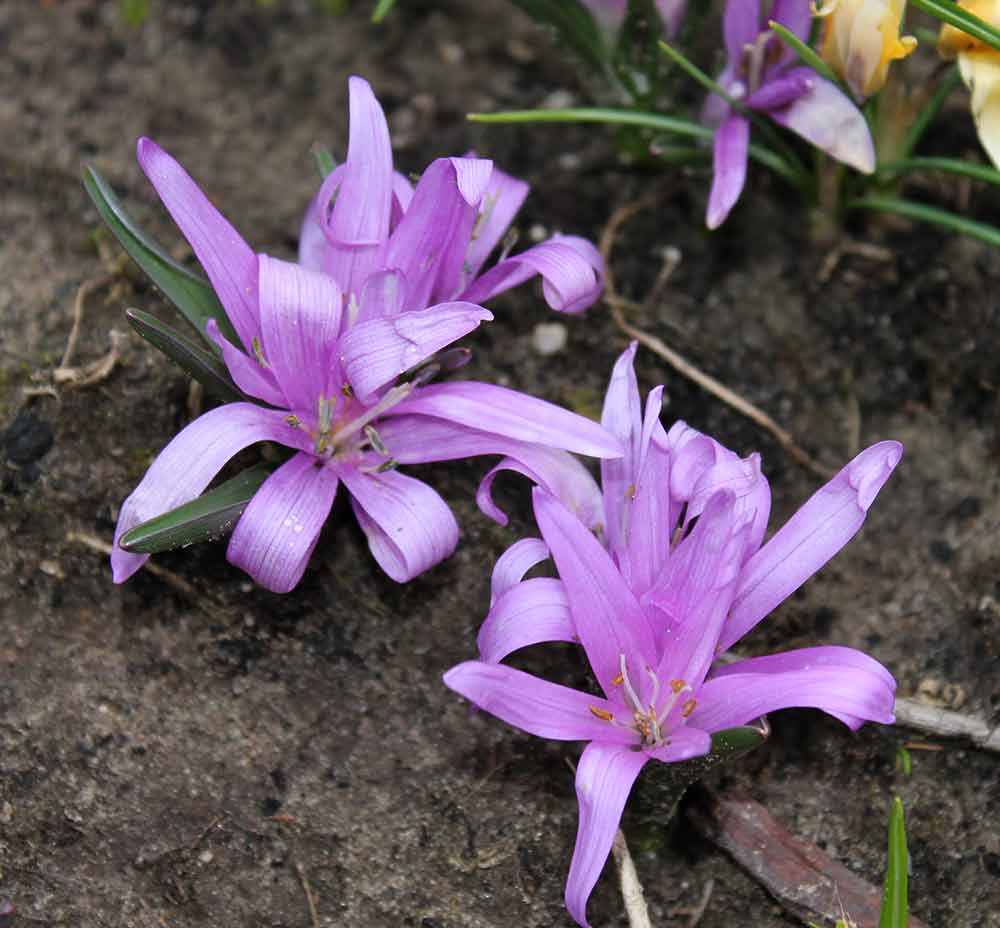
[460,235,604,314]
[297,165,345,273]
[709,645,896,692]
[258,254,344,409]
[707,113,750,229]
[645,725,712,763]
[600,342,643,558]
[534,489,656,695]
[356,268,407,325]
[340,466,459,582]
[226,452,339,593]
[770,70,876,174]
[770,0,812,45]
[489,537,551,604]
[746,71,812,110]
[339,302,492,403]
[111,404,305,583]
[464,165,530,281]
[721,440,902,651]
[136,137,260,352]
[206,318,287,408]
[443,661,635,745]
[477,578,576,663]
[388,382,623,459]
[688,666,897,732]
[723,0,761,61]
[566,742,649,928]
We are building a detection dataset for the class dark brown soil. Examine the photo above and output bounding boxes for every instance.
[2,2,998,926]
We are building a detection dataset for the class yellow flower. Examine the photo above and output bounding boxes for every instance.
[817,0,918,99]
[939,1,1000,167]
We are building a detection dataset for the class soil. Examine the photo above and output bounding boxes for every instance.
[1,2,998,926]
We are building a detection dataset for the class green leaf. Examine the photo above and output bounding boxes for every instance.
[469,106,802,183]
[911,0,1000,54]
[312,144,337,179]
[83,166,240,347]
[850,195,1000,247]
[119,465,272,554]
[371,0,397,23]
[507,0,610,78]
[614,0,671,104]
[879,796,909,928]
[768,19,840,86]
[125,308,245,403]
[880,155,1000,186]
[119,0,150,26]
[710,722,770,755]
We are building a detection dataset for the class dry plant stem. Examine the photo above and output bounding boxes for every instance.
[61,272,115,368]
[294,860,321,928]
[65,530,235,623]
[612,829,652,928]
[894,697,1000,753]
[599,196,835,481]
[686,879,714,928]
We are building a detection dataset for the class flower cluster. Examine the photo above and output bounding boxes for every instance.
[111,77,615,592]
[445,344,901,926]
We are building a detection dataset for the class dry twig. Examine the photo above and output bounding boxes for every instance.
[294,860,321,928]
[599,195,834,480]
[65,530,235,623]
[894,697,1000,753]
[612,829,652,928]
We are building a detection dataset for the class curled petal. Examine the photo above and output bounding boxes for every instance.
[689,665,896,732]
[298,164,345,273]
[460,235,604,314]
[478,578,575,663]
[770,69,875,174]
[388,381,622,459]
[111,404,306,583]
[443,661,634,745]
[258,254,344,409]
[227,452,339,593]
[720,440,902,650]
[566,742,649,928]
[489,537,551,604]
[136,137,259,351]
[340,466,458,582]
[707,114,749,229]
[340,302,492,403]
[476,447,604,531]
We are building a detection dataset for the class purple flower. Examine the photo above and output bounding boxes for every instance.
[705,0,876,228]
[445,344,900,927]
[110,129,622,592]
[298,77,604,315]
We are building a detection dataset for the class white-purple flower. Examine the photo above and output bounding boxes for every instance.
[110,87,622,592]
[299,76,604,315]
[445,344,901,928]
[705,0,876,228]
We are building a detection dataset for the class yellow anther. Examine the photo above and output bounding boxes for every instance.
[589,706,614,722]
[285,415,301,429]
[670,679,686,694]
[681,698,697,718]
[611,673,624,687]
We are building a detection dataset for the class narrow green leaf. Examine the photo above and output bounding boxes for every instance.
[469,106,801,183]
[507,0,610,78]
[911,0,1000,54]
[768,19,840,86]
[897,66,962,160]
[371,0,397,22]
[83,166,240,347]
[850,195,1000,247]
[880,155,1000,186]
[119,465,272,554]
[312,144,337,179]
[125,308,245,403]
[710,722,770,755]
[880,796,909,928]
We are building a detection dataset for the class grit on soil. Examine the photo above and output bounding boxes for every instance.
[1,2,998,926]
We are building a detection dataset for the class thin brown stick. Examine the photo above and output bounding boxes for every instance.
[65,530,234,623]
[894,697,1000,753]
[686,879,714,928]
[612,829,652,928]
[61,272,116,369]
[599,196,834,480]
[294,860,321,928]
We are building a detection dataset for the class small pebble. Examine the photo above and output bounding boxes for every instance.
[531,323,568,357]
